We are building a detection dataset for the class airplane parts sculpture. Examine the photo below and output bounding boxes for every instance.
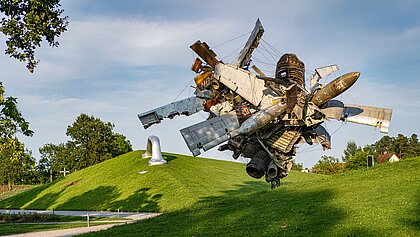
[138,19,392,188]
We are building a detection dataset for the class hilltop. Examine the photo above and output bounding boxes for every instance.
[0,151,268,212]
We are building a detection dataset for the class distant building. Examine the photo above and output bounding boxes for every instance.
[388,154,400,163]
[378,152,400,163]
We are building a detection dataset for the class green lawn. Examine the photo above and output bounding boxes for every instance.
[0,151,267,212]
[1,151,419,236]
[78,157,420,237]
[0,222,114,236]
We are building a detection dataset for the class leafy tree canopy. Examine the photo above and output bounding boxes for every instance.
[39,114,133,176]
[0,0,68,72]
[342,140,357,162]
[0,82,33,138]
[312,155,345,175]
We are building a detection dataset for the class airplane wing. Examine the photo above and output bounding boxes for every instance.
[180,112,240,156]
[138,97,204,129]
[234,18,265,68]
[320,100,392,133]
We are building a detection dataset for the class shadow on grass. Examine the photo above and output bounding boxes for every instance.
[26,189,66,210]
[77,182,335,236]
[163,155,177,163]
[55,186,162,212]
[56,186,120,211]
[82,181,385,237]
[0,182,55,209]
[109,188,162,212]
[400,192,420,232]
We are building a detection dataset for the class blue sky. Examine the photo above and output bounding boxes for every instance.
[1,0,420,167]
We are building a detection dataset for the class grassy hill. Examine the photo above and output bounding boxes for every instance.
[1,152,419,236]
[0,151,267,212]
[77,156,419,237]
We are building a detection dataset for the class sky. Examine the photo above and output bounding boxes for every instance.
[1,0,420,168]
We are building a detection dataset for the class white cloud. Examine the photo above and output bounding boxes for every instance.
[2,1,420,170]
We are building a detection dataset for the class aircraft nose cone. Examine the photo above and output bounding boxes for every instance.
[342,72,360,87]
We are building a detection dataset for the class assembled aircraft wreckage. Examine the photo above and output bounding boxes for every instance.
[138,19,392,188]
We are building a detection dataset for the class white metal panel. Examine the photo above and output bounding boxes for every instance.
[343,104,393,133]
[138,97,204,128]
[315,65,339,78]
[214,63,265,107]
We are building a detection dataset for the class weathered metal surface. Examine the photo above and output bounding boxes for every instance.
[214,63,265,106]
[266,130,301,153]
[238,102,287,134]
[194,70,212,88]
[234,18,265,68]
[190,41,219,68]
[137,19,394,188]
[342,105,392,133]
[311,72,360,106]
[319,100,345,120]
[180,112,240,156]
[276,54,305,86]
[138,97,204,129]
[321,102,393,133]
[313,125,331,150]
[310,64,339,88]
[315,64,339,78]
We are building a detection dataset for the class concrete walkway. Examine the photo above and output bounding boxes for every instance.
[0,209,159,220]
[0,209,161,237]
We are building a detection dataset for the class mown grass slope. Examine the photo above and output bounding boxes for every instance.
[0,151,268,212]
[79,157,420,237]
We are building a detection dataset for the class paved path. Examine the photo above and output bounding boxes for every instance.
[0,209,161,237]
[0,209,158,220]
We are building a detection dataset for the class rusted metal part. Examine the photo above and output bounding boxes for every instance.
[251,65,266,77]
[276,54,305,87]
[311,72,360,106]
[191,58,203,73]
[190,41,219,68]
[194,70,212,88]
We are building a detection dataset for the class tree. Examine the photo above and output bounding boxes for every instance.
[312,155,345,175]
[345,149,369,170]
[65,114,132,170]
[39,114,133,176]
[0,83,33,138]
[0,82,34,190]
[291,160,303,171]
[0,0,68,72]
[37,142,65,182]
[342,140,358,162]
[407,134,420,158]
